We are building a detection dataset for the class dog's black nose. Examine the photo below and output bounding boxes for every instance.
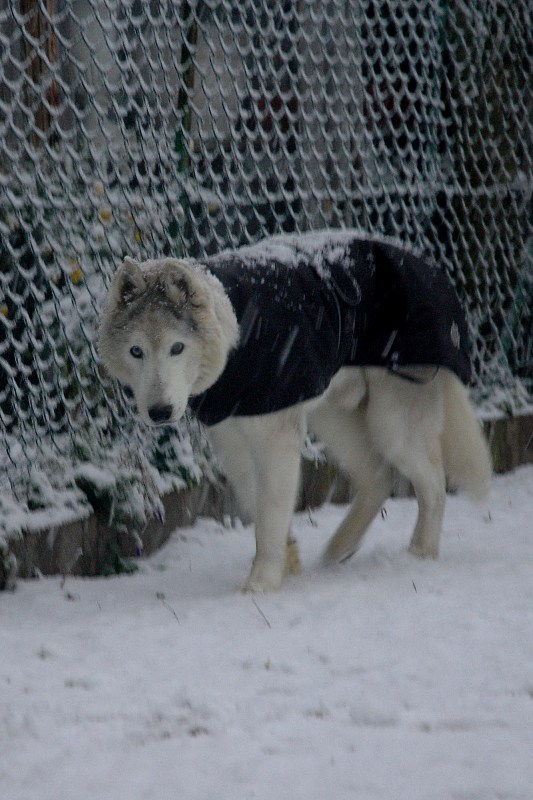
[148,404,173,424]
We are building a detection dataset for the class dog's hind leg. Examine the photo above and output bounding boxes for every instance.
[403,446,446,559]
[365,368,446,559]
[309,402,393,565]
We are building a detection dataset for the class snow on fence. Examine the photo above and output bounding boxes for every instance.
[0,1,531,544]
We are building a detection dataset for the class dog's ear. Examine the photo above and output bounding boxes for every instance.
[162,262,193,307]
[113,257,146,306]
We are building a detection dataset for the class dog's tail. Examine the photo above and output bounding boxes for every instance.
[441,371,492,500]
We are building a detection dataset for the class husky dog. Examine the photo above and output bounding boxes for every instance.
[98,231,491,592]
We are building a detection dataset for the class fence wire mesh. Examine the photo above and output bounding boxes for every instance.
[0,0,532,512]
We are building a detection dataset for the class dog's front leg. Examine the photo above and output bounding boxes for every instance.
[239,409,305,592]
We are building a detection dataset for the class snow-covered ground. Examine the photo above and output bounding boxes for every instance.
[1,466,532,800]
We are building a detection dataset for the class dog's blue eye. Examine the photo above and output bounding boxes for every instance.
[130,345,143,359]
[170,342,185,356]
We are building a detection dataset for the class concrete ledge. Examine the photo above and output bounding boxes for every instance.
[485,414,533,473]
[7,481,236,582]
[3,414,532,588]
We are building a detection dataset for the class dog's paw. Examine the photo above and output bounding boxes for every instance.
[322,539,357,567]
[408,541,439,559]
[286,535,302,576]
[243,560,284,593]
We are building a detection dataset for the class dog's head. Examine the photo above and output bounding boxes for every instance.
[98,257,239,425]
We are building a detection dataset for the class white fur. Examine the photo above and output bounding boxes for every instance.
[209,408,306,591]
[98,256,239,426]
[122,325,206,424]
[99,259,492,592]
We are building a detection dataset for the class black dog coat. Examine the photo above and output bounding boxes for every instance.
[189,230,471,426]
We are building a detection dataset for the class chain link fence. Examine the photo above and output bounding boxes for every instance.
[1,1,532,538]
